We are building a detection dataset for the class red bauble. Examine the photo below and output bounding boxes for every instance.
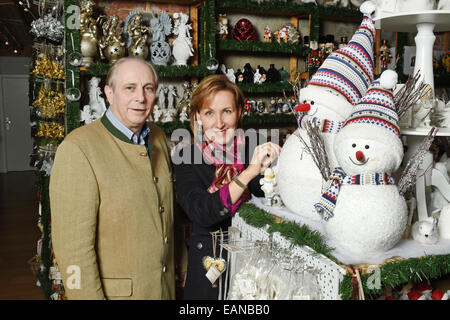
[232,18,256,42]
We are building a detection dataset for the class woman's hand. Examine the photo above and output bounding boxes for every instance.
[246,142,282,178]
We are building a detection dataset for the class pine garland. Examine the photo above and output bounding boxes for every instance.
[65,0,81,135]
[238,203,337,262]
[218,39,310,56]
[87,62,210,78]
[237,82,294,94]
[218,0,315,16]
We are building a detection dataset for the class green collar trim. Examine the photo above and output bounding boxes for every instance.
[100,115,154,161]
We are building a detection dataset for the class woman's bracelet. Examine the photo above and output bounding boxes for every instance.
[232,175,248,190]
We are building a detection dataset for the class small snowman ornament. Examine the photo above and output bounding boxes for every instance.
[260,167,283,207]
[277,0,377,221]
[316,70,408,254]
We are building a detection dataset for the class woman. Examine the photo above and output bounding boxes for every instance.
[173,75,281,300]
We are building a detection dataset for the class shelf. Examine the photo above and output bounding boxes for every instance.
[85,62,211,78]
[217,0,314,17]
[237,82,294,94]
[217,39,309,56]
[316,5,362,22]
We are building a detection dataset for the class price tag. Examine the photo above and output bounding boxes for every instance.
[205,264,223,284]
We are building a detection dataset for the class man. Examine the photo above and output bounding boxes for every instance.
[50,58,186,299]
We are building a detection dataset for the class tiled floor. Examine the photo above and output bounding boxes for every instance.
[0,171,45,299]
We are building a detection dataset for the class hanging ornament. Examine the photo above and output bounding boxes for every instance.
[206,44,219,71]
[232,18,256,42]
[66,69,81,102]
[68,33,82,67]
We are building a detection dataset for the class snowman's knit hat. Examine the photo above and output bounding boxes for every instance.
[342,70,399,138]
[308,15,375,106]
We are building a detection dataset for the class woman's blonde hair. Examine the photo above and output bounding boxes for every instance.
[189,74,244,133]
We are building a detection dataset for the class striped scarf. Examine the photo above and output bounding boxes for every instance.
[314,167,395,221]
[195,126,249,198]
[297,114,343,134]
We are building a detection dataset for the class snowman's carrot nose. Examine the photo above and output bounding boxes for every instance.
[356,151,365,162]
[295,103,311,112]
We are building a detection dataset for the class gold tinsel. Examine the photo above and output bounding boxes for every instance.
[33,87,65,118]
[35,122,65,139]
[31,56,65,80]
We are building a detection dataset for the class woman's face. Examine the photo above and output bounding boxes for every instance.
[196,90,240,145]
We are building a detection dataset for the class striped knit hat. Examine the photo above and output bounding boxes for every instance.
[343,70,399,137]
[337,70,403,162]
[299,1,377,120]
[308,15,375,106]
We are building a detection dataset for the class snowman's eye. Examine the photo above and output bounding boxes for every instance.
[352,143,356,148]
[311,101,315,105]
[303,100,307,103]
[365,145,370,149]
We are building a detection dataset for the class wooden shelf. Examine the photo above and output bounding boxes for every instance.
[217,39,309,56]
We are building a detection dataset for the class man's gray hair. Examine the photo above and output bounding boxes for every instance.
[105,57,159,90]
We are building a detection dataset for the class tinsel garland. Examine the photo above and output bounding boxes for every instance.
[217,39,310,56]
[237,202,450,300]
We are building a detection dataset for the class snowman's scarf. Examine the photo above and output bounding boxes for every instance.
[314,167,395,221]
[297,114,343,134]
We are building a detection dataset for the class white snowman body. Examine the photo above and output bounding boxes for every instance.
[277,86,353,221]
[325,118,407,254]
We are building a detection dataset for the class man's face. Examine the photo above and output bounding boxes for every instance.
[105,60,156,134]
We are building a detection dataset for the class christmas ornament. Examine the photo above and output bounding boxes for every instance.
[232,18,256,42]
[172,12,194,66]
[30,14,64,42]
[379,39,392,72]
[260,167,284,207]
[411,217,439,245]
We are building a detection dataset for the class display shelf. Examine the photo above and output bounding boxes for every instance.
[218,39,310,56]
[374,10,450,96]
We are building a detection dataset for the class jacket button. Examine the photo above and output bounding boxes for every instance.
[164,236,168,244]
[196,242,203,249]
[219,209,225,216]
[162,266,166,273]
[153,176,158,183]
[159,206,164,213]
[139,151,147,157]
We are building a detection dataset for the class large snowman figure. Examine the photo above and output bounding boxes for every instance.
[277,1,377,221]
[316,70,408,254]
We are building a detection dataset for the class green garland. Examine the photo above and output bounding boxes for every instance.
[65,0,81,135]
[237,202,450,300]
[237,82,294,94]
[218,0,314,16]
[242,113,297,126]
[218,39,309,56]
[87,62,210,78]
[37,173,54,300]
[238,203,337,263]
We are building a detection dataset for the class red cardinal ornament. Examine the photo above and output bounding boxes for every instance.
[232,18,256,42]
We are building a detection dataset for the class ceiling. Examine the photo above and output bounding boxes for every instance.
[0,0,39,57]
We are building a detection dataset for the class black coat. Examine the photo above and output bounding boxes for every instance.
[173,138,264,300]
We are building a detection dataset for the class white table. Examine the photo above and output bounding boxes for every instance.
[374,10,450,97]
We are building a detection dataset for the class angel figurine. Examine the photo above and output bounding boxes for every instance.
[150,11,172,65]
[126,12,150,60]
[99,15,125,63]
[172,12,194,65]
